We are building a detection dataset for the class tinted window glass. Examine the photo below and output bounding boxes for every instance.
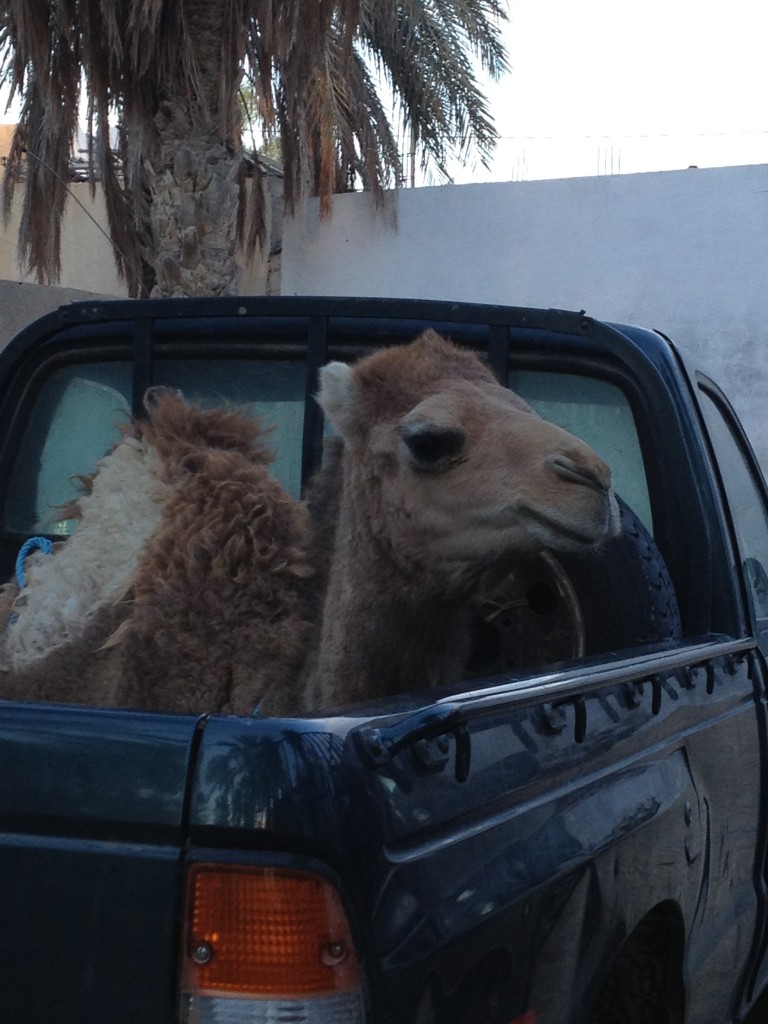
[6,358,306,536]
[511,370,651,530]
[698,386,768,652]
[6,364,132,534]
[7,355,644,548]
[153,360,306,498]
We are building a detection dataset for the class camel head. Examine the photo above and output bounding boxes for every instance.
[317,330,620,573]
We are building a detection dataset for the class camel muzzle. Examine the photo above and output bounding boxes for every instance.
[547,453,612,494]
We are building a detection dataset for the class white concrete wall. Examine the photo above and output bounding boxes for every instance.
[282,164,768,470]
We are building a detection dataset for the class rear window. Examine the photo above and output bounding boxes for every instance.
[6,354,649,545]
[5,358,306,535]
[511,369,651,531]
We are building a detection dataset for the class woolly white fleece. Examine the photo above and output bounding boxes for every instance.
[4,437,171,669]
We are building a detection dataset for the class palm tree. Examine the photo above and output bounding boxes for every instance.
[0,1,508,298]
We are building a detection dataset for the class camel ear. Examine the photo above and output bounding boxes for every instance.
[317,361,360,441]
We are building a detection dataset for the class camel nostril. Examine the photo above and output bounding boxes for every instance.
[549,454,609,493]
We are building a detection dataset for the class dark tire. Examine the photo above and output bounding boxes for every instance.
[742,984,768,1023]
[585,909,685,1024]
[556,496,682,655]
[466,498,681,677]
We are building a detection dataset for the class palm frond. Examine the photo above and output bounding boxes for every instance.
[0,0,508,293]
[357,0,508,179]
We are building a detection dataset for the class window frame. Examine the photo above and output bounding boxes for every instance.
[695,373,768,649]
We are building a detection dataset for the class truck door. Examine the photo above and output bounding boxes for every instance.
[696,375,768,1010]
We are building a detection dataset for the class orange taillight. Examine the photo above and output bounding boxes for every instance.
[184,864,361,997]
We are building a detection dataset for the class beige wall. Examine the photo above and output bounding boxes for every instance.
[0,182,270,298]
[0,173,274,346]
[0,185,127,295]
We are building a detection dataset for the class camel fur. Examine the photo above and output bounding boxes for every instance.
[304,329,620,709]
[0,389,312,715]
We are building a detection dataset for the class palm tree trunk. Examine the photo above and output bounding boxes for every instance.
[146,108,244,297]
[141,1,244,297]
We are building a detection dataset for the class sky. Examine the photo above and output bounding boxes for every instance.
[450,0,768,183]
[2,0,766,186]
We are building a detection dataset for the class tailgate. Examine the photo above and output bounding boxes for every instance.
[0,700,201,1023]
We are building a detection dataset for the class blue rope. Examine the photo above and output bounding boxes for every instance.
[15,536,54,590]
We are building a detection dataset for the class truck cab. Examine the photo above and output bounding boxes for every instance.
[0,296,767,1023]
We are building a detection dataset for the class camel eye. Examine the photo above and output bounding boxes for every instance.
[401,424,466,468]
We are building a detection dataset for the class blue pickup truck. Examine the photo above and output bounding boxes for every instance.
[0,295,767,1024]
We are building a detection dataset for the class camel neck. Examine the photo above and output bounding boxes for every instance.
[313,523,470,706]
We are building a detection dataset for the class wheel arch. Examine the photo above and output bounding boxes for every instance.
[584,900,686,1024]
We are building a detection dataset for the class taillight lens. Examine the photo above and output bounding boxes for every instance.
[180,863,366,1023]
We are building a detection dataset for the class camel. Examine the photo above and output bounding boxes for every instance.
[303,329,620,709]
[0,388,312,715]
[0,333,619,718]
